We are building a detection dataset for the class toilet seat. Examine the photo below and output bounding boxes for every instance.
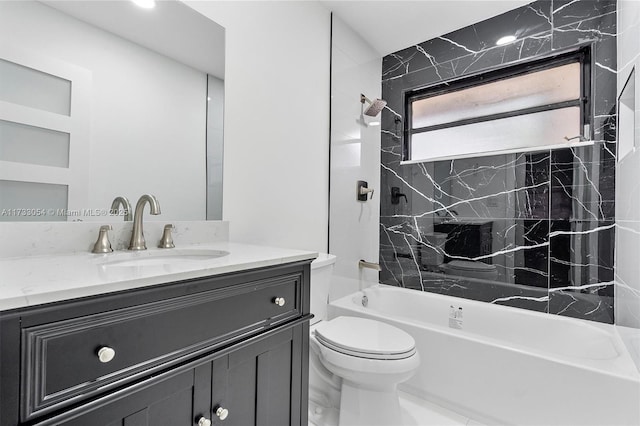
[442,259,498,280]
[446,260,496,272]
[314,316,416,360]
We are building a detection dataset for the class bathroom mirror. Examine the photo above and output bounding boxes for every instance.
[0,0,224,222]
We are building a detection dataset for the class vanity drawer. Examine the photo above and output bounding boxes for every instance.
[21,272,303,421]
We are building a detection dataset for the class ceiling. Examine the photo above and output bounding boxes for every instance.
[41,0,533,76]
[320,0,534,56]
[43,0,225,79]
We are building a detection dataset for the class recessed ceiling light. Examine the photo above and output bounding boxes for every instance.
[496,35,516,46]
[368,121,380,126]
[131,0,156,9]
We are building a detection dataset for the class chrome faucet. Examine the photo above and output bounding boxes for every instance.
[110,196,132,221]
[128,194,161,250]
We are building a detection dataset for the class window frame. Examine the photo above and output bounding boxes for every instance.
[402,47,592,162]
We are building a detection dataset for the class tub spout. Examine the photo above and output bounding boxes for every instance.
[359,259,381,271]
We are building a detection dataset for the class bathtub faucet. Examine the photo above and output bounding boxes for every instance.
[359,259,381,271]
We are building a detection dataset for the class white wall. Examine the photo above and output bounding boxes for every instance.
[0,1,207,221]
[328,15,382,299]
[186,1,331,253]
[615,0,640,370]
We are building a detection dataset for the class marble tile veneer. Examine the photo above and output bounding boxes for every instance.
[379,0,618,324]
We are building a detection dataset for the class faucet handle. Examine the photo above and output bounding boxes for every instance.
[92,225,114,253]
[158,224,175,249]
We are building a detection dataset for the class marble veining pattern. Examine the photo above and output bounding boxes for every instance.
[0,241,317,311]
[0,220,230,258]
[380,0,617,323]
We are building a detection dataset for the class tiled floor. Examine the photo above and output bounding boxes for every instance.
[308,398,339,426]
[399,391,484,426]
[309,391,486,426]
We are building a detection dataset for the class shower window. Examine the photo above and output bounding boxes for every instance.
[403,49,591,163]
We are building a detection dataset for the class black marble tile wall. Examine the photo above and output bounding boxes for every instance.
[380,0,617,323]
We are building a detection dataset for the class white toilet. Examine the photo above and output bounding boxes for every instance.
[309,254,420,426]
[441,259,498,281]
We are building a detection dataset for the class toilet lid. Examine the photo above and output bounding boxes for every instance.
[314,316,416,360]
[446,260,496,272]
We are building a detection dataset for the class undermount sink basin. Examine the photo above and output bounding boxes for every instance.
[101,249,230,267]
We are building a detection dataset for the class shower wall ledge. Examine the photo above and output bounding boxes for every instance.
[617,325,640,373]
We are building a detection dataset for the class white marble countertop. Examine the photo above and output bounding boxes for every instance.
[0,242,317,311]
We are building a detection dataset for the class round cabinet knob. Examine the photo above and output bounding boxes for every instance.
[97,346,116,363]
[197,416,212,426]
[216,406,229,420]
[274,297,286,307]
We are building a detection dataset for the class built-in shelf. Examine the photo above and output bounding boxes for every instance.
[400,140,595,165]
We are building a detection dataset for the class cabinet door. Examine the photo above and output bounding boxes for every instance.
[39,363,212,426]
[211,324,307,426]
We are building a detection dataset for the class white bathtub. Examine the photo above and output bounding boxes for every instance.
[328,285,640,426]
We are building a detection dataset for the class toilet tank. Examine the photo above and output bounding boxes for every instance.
[310,253,337,324]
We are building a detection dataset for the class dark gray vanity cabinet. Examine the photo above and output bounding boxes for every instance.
[0,261,311,426]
